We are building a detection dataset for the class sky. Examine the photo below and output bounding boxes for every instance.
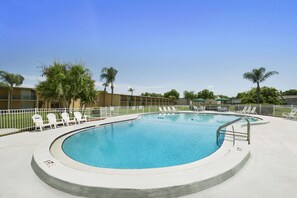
[1,0,296,97]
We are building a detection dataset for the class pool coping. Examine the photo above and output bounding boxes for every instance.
[31,112,268,198]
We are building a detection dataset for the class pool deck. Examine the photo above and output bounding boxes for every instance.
[0,112,297,197]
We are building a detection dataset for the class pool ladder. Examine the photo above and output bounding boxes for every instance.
[216,117,250,146]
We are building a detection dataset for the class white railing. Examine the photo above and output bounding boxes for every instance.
[2,104,294,136]
[0,105,190,136]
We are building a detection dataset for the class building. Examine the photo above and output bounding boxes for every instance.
[282,95,297,105]
[96,92,174,107]
[0,86,174,109]
[0,87,38,109]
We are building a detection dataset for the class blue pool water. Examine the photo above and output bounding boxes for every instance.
[62,113,251,169]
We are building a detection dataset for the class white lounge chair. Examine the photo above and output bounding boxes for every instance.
[243,106,252,114]
[61,112,76,126]
[163,107,168,113]
[159,107,163,113]
[217,106,222,112]
[74,111,87,124]
[248,107,257,114]
[237,106,247,113]
[32,114,50,131]
[282,109,297,119]
[171,106,177,111]
[47,113,63,129]
[167,106,172,112]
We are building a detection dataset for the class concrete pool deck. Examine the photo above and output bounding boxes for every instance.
[0,112,297,197]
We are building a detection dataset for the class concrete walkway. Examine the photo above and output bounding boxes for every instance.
[0,115,297,198]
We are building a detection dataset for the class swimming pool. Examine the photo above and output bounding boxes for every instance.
[33,112,265,198]
[62,113,250,169]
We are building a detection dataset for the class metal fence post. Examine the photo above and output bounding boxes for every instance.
[273,105,275,116]
[259,104,262,115]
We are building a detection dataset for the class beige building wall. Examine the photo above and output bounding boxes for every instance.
[0,86,174,109]
[0,87,37,109]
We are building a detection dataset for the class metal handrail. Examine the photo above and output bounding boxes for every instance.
[216,117,250,145]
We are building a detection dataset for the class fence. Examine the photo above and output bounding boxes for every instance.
[0,105,190,136]
[0,104,295,136]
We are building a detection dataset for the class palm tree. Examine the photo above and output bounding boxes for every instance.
[128,87,135,96]
[100,67,118,106]
[0,70,24,109]
[102,82,109,106]
[243,67,279,104]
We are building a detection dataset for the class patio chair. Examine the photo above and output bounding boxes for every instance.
[282,109,297,119]
[243,106,252,114]
[159,107,163,113]
[248,107,257,114]
[61,112,76,126]
[74,111,87,124]
[163,107,168,113]
[167,106,172,112]
[237,106,247,113]
[47,113,63,129]
[32,114,50,131]
[217,106,222,112]
[193,106,198,111]
[171,106,177,111]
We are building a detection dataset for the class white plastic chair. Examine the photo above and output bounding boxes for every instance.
[243,106,252,114]
[159,107,163,113]
[249,107,257,114]
[61,112,76,126]
[171,106,177,111]
[237,106,247,113]
[32,114,50,131]
[74,111,87,124]
[167,106,172,112]
[47,113,63,129]
[282,109,297,119]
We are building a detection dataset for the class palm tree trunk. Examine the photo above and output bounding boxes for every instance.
[9,87,13,109]
[256,82,260,104]
[103,88,106,107]
[7,89,11,109]
[111,84,114,106]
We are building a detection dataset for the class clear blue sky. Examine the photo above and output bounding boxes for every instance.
[1,0,296,97]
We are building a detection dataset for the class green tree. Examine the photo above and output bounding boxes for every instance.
[37,62,69,107]
[164,89,180,100]
[100,67,118,106]
[196,89,215,99]
[183,91,195,105]
[243,67,279,104]
[282,89,297,96]
[37,61,96,108]
[128,87,135,96]
[78,75,97,110]
[68,64,96,109]
[238,87,282,104]
[0,70,24,109]
[141,92,163,97]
